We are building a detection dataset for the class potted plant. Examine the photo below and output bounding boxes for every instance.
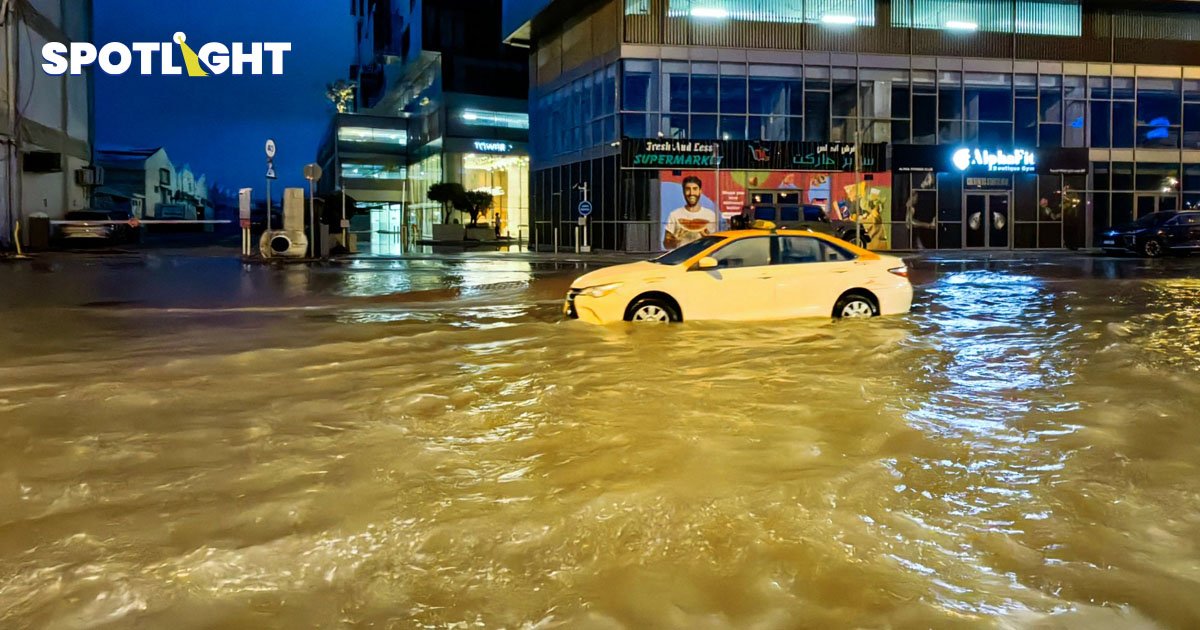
[428,183,467,241]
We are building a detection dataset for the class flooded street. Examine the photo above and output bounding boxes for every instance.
[2,252,1200,628]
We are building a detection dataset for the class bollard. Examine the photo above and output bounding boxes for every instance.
[553,228,559,255]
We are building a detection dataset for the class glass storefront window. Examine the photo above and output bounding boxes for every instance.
[913,94,937,144]
[720,116,747,140]
[662,113,688,138]
[805,91,830,141]
[1040,76,1062,123]
[1112,162,1134,190]
[1089,76,1111,100]
[1064,101,1087,147]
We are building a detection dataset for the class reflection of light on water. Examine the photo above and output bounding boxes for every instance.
[1133,279,1200,371]
[881,270,1085,613]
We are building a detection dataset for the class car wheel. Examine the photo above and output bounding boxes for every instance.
[834,293,879,319]
[1142,239,1165,258]
[627,297,680,323]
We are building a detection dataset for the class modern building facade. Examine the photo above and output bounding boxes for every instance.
[2,0,96,249]
[511,0,1200,252]
[317,0,531,250]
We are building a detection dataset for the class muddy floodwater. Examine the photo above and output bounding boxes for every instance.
[1,252,1200,628]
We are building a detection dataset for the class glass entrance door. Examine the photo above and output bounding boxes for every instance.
[965,193,1011,249]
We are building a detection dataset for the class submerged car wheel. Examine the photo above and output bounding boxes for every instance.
[627,297,680,323]
[1142,239,1165,258]
[834,293,879,319]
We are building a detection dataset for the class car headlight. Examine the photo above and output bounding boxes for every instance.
[581,282,623,298]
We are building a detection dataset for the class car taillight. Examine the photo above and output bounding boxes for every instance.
[888,266,909,278]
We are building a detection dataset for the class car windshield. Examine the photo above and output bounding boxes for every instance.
[652,236,726,265]
[1135,212,1176,227]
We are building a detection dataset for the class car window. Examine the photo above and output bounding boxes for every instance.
[780,207,801,222]
[802,206,825,222]
[821,241,857,261]
[753,207,775,221]
[1177,214,1200,226]
[777,236,822,264]
[711,237,771,268]
[777,236,858,264]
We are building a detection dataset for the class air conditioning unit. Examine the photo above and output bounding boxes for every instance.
[260,187,309,258]
[75,166,103,187]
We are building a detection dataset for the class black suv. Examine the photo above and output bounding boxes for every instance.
[1101,211,1200,258]
[744,204,871,247]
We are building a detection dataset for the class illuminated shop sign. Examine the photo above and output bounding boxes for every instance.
[952,148,1036,173]
[473,141,514,153]
[621,139,886,171]
[893,145,1087,176]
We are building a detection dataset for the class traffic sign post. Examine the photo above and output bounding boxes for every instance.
[265,139,277,239]
[578,200,593,217]
[304,164,323,259]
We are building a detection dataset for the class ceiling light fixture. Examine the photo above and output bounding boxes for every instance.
[822,14,856,25]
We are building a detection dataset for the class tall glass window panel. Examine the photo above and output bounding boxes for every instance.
[1092,161,1110,192]
[621,60,658,111]
[1040,75,1062,123]
[913,70,937,94]
[691,63,719,113]
[1112,193,1134,227]
[1040,123,1063,148]
[664,61,690,113]
[1092,192,1111,234]
[662,114,688,138]
[1064,76,1086,100]
[913,94,938,144]
[1137,78,1182,148]
[892,120,912,144]
[1185,164,1200,192]
[1064,101,1086,147]
[1113,101,1135,148]
[805,91,830,141]
[720,116,747,140]
[806,65,831,92]
[979,122,1013,145]
[1112,77,1135,102]
[622,113,651,138]
[832,68,858,119]
[1185,104,1200,149]
[939,72,963,120]
[1089,76,1111,100]
[720,64,747,114]
[751,116,787,141]
[1015,74,1038,98]
[940,120,963,144]
[749,65,802,117]
[964,73,1012,122]
[691,115,718,139]
[892,82,912,119]
[1112,162,1134,190]
[788,117,805,141]
[1090,100,1111,148]
[1016,99,1038,146]
[1186,80,1200,103]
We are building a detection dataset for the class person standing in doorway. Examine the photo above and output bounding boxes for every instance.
[663,176,718,250]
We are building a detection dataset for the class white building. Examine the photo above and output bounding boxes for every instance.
[1,0,95,248]
[96,148,212,219]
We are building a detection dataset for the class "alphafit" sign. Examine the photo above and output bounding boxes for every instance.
[42,32,291,76]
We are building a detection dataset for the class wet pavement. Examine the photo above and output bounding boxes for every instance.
[2,249,1200,628]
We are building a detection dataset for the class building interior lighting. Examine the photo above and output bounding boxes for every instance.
[946,20,979,31]
[821,14,857,25]
[690,7,729,19]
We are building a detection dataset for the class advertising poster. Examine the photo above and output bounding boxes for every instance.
[658,171,720,251]
[662,170,895,250]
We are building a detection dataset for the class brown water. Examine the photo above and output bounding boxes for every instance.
[2,255,1200,628]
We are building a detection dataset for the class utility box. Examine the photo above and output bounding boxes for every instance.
[26,214,51,250]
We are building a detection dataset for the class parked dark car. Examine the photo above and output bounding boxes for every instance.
[750,204,872,247]
[57,211,117,243]
[1100,211,1200,258]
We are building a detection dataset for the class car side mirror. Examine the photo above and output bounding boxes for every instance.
[696,256,718,270]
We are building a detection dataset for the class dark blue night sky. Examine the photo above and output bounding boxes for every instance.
[94,1,354,196]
